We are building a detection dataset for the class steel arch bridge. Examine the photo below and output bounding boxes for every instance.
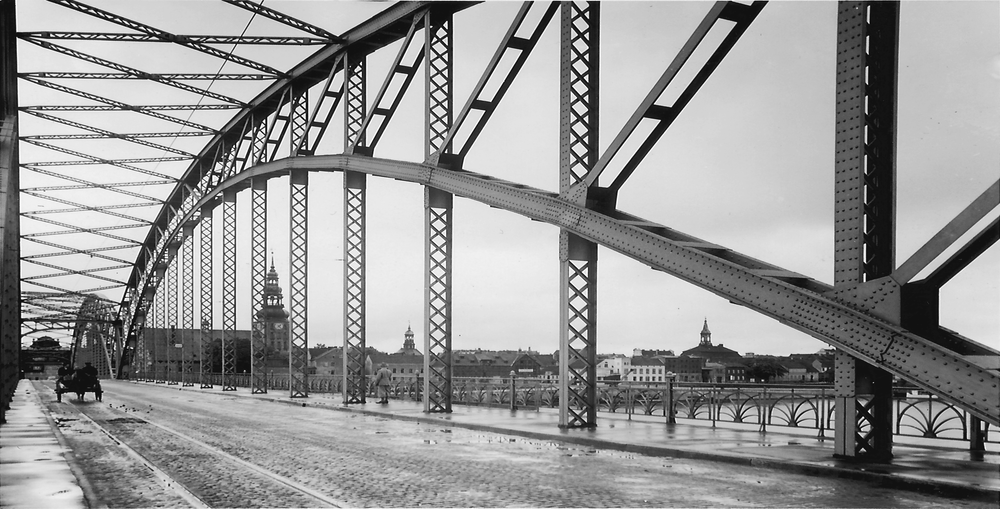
[1,1,997,462]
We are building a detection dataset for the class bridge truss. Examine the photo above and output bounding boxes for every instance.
[4,1,997,460]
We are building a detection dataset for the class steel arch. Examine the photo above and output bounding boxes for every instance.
[178,155,1000,427]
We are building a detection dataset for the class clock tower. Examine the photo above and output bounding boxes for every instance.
[256,261,290,353]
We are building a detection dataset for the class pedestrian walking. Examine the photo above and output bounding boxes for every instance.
[373,362,391,404]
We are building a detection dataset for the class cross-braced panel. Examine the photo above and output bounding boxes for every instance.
[345,58,366,153]
[560,2,599,194]
[250,179,268,394]
[166,255,178,385]
[288,92,309,157]
[343,173,366,404]
[152,285,164,383]
[425,14,452,157]
[424,191,452,413]
[222,193,237,391]
[136,311,147,381]
[199,209,213,389]
[560,253,598,428]
[181,232,194,387]
[288,171,309,398]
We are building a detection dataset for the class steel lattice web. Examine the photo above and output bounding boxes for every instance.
[343,183,366,404]
[180,234,194,387]
[221,195,237,391]
[425,204,452,413]
[199,210,213,389]
[250,180,267,394]
[288,174,308,398]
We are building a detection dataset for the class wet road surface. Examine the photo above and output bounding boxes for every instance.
[38,381,995,508]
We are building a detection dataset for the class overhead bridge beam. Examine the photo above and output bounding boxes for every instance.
[171,154,1000,426]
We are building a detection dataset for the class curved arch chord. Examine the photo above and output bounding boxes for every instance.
[127,154,999,427]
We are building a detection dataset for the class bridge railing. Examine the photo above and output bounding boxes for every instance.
[149,373,994,449]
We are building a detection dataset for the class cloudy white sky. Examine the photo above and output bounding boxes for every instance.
[17,1,999,357]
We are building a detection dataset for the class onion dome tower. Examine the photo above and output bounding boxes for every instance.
[255,261,290,352]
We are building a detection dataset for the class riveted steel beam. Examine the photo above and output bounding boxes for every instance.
[221,0,342,43]
[20,32,328,45]
[832,1,899,461]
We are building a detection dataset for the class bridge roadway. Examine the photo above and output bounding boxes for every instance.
[2,379,997,508]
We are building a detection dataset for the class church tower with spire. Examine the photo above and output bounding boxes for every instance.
[397,325,421,356]
[255,261,290,352]
[699,318,712,346]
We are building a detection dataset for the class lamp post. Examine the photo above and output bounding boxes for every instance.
[509,370,517,412]
[665,371,677,424]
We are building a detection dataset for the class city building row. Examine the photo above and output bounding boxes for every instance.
[132,319,832,384]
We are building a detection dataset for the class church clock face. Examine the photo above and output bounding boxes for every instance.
[274,323,284,330]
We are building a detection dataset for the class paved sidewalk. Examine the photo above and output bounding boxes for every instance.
[0,379,88,509]
[190,381,999,501]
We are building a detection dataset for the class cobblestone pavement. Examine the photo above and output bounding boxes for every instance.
[38,381,995,508]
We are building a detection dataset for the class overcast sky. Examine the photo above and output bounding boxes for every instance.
[17,1,999,357]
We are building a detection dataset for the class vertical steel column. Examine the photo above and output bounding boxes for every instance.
[424,188,453,413]
[166,249,178,385]
[181,224,195,386]
[423,11,454,413]
[250,178,268,394]
[288,170,309,398]
[222,190,238,391]
[345,55,367,154]
[342,54,368,404]
[343,171,366,404]
[833,1,898,461]
[558,1,600,428]
[136,305,147,381]
[153,269,164,383]
[199,205,214,388]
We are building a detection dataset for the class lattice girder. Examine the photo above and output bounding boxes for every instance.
[343,171,366,404]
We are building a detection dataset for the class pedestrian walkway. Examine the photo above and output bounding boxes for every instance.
[0,379,87,509]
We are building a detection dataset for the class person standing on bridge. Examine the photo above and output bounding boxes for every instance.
[373,363,392,404]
